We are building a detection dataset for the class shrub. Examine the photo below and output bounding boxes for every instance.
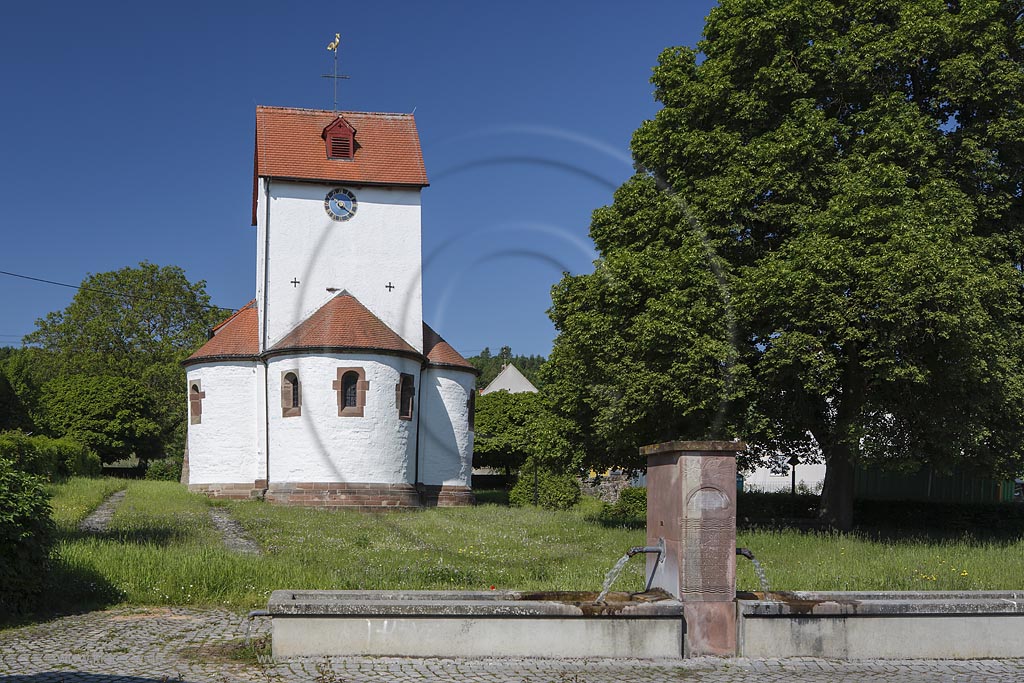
[597,486,647,528]
[145,456,183,481]
[0,458,55,614]
[0,431,101,480]
[509,462,581,510]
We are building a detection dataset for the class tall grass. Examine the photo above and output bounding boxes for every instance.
[42,479,1024,618]
[51,481,646,611]
[46,477,126,529]
[736,528,1024,592]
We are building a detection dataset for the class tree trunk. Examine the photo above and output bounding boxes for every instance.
[816,344,864,532]
[818,443,856,531]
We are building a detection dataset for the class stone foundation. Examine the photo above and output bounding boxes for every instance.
[191,481,475,508]
[419,485,476,507]
[189,482,266,500]
[265,482,423,508]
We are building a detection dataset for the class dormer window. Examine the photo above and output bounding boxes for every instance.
[323,116,356,160]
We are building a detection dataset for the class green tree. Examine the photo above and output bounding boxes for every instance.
[545,0,1024,529]
[24,262,223,457]
[0,347,46,431]
[0,371,29,432]
[473,391,544,475]
[36,376,161,463]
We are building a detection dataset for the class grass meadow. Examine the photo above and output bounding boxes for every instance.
[28,478,1024,621]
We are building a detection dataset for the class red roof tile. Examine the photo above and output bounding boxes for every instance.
[270,294,418,356]
[253,106,428,221]
[186,301,259,362]
[423,323,477,373]
[185,296,474,375]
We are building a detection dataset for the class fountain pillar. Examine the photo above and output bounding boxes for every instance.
[641,440,744,657]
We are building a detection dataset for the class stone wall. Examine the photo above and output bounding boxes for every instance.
[579,473,634,503]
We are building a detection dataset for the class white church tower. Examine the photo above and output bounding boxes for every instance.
[182,106,478,508]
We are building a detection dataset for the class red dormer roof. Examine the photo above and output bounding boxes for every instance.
[323,116,356,160]
[253,106,428,225]
[184,300,259,364]
[268,293,419,358]
[423,323,478,373]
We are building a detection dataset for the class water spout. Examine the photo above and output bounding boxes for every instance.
[736,547,770,593]
[596,538,665,603]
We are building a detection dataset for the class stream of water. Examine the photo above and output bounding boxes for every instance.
[594,553,632,604]
[749,556,771,593]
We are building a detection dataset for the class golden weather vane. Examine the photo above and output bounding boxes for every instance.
[322,33,349,112]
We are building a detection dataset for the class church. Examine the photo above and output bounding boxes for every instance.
[181,105,478,508]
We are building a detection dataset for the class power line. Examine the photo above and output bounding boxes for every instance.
[0,269,236,313]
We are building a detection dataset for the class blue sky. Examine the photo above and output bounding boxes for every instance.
[0,1,717,358]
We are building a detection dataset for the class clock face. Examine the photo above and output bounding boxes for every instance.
[325,188,358,221]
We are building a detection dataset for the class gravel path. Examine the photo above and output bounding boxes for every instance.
[77,490,127,534]
[1,607,1023,682]
[209,507,261,554]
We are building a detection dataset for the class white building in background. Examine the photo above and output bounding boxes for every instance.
[182,106,478,508]
[742,459,827,494]
[481,364,538,395]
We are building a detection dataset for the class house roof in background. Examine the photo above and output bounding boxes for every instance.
[481,363,538,394]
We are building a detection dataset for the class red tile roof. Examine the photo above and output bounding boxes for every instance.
[185,301,259,363]
[253,106,428,223]
[423,323,477,373]
[270,293,418,356]
[185,296,476,375]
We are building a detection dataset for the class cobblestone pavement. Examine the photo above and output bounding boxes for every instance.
[208,508,261,555]
[1,607,1023,682]
[77,491,126,534]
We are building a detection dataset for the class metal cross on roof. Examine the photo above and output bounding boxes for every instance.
[323,33,350,112]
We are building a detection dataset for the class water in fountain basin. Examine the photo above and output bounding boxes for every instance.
[595,553,632,604]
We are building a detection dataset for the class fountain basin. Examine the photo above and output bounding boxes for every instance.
[268,589,684,659]
[737,590,1024,659]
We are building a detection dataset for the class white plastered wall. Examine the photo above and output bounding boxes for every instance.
[256,179,424,353]
[418,368,475,487]
[266,352,420,484]
[186,361,261,485]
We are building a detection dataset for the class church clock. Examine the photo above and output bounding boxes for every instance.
[325,188,358,221]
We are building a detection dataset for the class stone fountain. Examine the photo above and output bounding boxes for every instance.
[266,439,1024,660]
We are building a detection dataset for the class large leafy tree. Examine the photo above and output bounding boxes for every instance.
[545,0,1024,529]
[35,375,161,463]
[24,262,223,457]
[473,391,543,475]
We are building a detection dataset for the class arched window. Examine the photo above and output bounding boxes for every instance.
[333,367,367,417]
[343,372,359,408]
[281,371,301,417]
[189,381,205,425]
[397,373,415,421]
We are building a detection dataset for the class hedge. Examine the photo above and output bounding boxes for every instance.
[0,431,101,481]
[509,462,581,510]
[0,458,55,614]
[145,456,183,481]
